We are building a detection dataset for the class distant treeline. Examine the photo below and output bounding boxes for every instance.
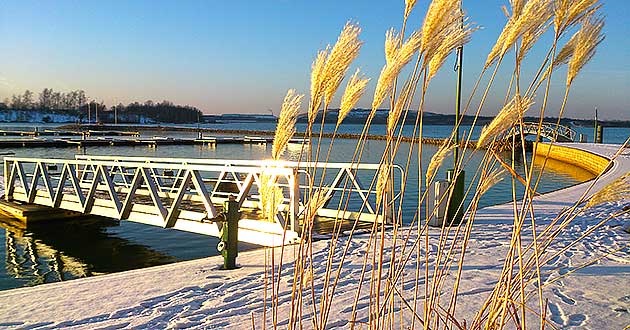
[1,89,202,124]
[298,108,630,128]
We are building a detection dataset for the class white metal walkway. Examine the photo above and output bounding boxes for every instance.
[3,155,403,247]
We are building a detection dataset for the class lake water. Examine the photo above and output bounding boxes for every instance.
[0,122,626,290]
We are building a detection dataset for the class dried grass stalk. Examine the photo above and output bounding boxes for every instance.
[309,47,330,125]
[404,0,418,19]
[477,94,534,148]
[585,172,630,208]
[322,22,363,106]
[307,189,328,215]
[426,142,455,185]
[478,168,506,197]
[421,0,462,57]
[553,31,578,67]
[567,13,604,86]
[510,0,526,17]
[501,0,551,55]
[387,90,407,135]
[486,18,515,68]
[371,30,422,112]
[517,21,549,64]
[272,90,303,160]
[338,69,369,126]
[487,0,551,68]
[427,20,475,82]
[259,173,284,222]
[554,0,600,34]
[376,164,391,205]
[385,29,400,65]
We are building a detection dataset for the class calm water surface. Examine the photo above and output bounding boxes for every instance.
[0,122,624,290]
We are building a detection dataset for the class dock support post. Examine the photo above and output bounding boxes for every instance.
[446,169,465,226]
[289,169,299,233]
[221,196,239,269]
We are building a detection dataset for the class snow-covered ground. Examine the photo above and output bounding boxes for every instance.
[0,143,628,329]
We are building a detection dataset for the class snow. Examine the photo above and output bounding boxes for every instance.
[0,143,628,329]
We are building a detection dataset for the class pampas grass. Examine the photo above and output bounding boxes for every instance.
[404,0,418,19]
[420,0,462,59]
[259,1,613,329]
[338,69,370,127]
[585,172,630,208]
[554,0,600,34]
[427,19,475,82]
[259,173,284,222]
[272,90,303,160]
[309,47,329,124]
[478,168,507,197]
[384,29,400,65]
[426,142,455,185]
[566,13,604,86]
[372,30,422,112]
[322,22,363,106]
[477,94,534,148]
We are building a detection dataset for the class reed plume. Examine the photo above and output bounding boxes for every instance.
[338,69,369,127]
[371,30,422,112]
[386,89,407,135]
[477,94,534,148]
[478,168,507,197]
[421,0,462,58]
[517,20,549,64]
[272,89,303,160]
[404,0,418,19]
[539,29,577,81]
[322,22,363,106]
[566,13,604,86]
[384,29,400,65]
[510,0,526,17]
[376,164,391,205]
[309,47,330,125]
[422,7,464,68]
[501,0,551,55]
[585,172,630,208]
[426,142,455,185]
[486,18,515,68]
[427,19,475,82]
[307,189,328,215]
[259,173,284,222]
[554,0,600,34]
[487,0,551,68]
[554,32,578,67]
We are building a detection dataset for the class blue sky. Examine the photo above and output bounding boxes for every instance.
[0,0,628,119]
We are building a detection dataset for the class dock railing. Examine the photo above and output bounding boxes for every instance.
[4,155,404,247]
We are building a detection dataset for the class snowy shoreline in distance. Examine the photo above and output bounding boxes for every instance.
[0,143,628,329]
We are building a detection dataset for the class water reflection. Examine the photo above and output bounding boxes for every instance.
[0,216,178,288]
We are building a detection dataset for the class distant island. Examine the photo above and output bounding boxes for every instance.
[2,89,628,127]
[298,108,630,128]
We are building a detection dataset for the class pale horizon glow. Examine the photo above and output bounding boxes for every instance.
[0,0,628,120]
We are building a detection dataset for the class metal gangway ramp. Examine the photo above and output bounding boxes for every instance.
[3,155,403,247]
[506,122,577,142]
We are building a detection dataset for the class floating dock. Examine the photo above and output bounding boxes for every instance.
[0,131,304,149]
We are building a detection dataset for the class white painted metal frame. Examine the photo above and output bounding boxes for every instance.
[506,122,577,142]
[4,156,404,247]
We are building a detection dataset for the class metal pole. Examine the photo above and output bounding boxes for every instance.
[221,196,239,269]
[446,4,466,226]
[593,107,598,143]
[454,34,463,164]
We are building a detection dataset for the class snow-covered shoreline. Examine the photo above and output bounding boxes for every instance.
[0,143,628,329]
